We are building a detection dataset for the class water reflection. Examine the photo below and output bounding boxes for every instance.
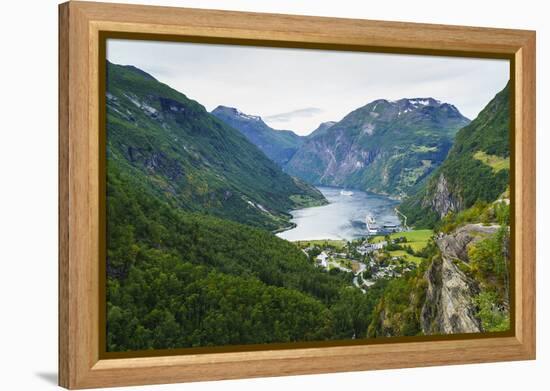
[277,186,400,241]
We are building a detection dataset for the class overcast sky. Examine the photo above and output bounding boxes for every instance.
[107,39,509,136]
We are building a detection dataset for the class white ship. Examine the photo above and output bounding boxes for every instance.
[366,215,379,235]
[340,190,354,196]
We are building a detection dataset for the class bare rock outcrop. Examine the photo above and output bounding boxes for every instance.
[421,224,499,334]
[423,174,463,218]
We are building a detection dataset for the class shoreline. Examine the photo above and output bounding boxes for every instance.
[277,185,403,241]
[272,221,297,235]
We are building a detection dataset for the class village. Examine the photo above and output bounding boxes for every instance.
[295,229,433,293]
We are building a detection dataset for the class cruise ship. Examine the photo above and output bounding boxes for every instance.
[340,190,353,196]
[366,215,379,235]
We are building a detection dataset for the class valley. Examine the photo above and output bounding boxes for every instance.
[105,59,511,351]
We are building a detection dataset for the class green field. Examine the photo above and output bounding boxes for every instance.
[388,250,424,264]
[473,151,510,173]
[289,194,327,208]
[371,229,433,252]
[294,239,347,250]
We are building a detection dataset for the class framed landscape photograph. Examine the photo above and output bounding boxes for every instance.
[59,1,536,389]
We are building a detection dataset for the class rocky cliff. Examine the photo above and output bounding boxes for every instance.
[421,224,500,334]
[423,174,464,218]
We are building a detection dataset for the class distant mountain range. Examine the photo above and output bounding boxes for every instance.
[285,98,470,197]
[105,61,326,232]
[211,106,304,166]
[211,89,509,229]
[106,59,508,231]
[212,99,471,199]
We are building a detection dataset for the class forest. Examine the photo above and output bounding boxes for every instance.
[107,163,388,350]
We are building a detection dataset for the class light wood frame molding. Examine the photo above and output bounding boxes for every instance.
[59,1,536,389]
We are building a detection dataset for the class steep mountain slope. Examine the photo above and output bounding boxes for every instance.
[211,106,304,166]
[106,61,325,231]
[308,121,337,138]
[286,98,470,197]
[107,156,383,351]
[399,83,510,227]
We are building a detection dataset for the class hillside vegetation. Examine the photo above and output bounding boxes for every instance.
[106,62,325,232]
[107,167,392,350]
[399,83,510,228]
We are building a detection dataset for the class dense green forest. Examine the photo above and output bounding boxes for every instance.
[107,165,388,350]
[107,161,511,350]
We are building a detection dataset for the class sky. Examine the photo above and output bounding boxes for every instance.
[107,39,509,136]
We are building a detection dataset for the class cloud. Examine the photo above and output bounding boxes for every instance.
[264,107,324,123]
[107,39,509,135]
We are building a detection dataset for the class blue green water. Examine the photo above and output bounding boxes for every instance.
[277,186,401,241]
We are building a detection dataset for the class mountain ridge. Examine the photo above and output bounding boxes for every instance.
[308,121,337,138]
[106,61,326,232]
[211,105,304,166]
[285,96,471,197]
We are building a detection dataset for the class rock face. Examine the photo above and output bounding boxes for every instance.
[423,174,463,217]
[421,224,499,334]
[421,256,481,334]
[286,98,469,197]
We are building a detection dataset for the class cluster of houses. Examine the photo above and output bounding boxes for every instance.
[356,241,386,255]
[309,238,415,291]
[313,251,353,273]
[312,239,388,270]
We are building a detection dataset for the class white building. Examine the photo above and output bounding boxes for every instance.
[316,251,329,268]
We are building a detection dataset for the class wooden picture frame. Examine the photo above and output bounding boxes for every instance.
[59,1,536,389]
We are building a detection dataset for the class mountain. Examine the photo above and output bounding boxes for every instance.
[211,105,304,166]
[308,121,337,138]
[399,83,510,227]
[285,98,470,197]
[105,62,380,351]
[367,84,512,337]
[106,61,325,232]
